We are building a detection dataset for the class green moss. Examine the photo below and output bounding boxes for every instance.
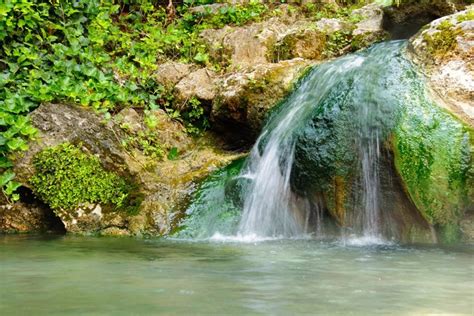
[423,20,463,58]
[30,143,139,213]
[438,222,462,244]
[457,9,474,23]
[393,89,473,241]
[175,157,246,238]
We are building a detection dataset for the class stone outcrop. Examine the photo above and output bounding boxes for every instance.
[408,8,474,126]
[191,3,388,144]
[6,103,240,236]
[0,192,64,233]
[212,59,313,143]
[398,8,474,243]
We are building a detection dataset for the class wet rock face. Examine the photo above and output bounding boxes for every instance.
[391,10,474,243]
[408,8,474,126]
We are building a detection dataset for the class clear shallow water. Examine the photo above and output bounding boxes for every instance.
[1,235,473,315]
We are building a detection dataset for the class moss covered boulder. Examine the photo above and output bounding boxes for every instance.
[9,103,240,236]
[397,9,474,243]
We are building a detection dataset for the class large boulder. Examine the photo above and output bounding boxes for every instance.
[394,9,474,243]
[408,8,474,126]
[8,103,239,236]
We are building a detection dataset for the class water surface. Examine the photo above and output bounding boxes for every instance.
[1,235,472,315]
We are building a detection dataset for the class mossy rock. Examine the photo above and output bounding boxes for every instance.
[30,143,140,214]
[392,95,473,243]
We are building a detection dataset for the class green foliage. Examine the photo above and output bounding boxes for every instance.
[324,30,353,57]
[0,0,269,199]
[181,97,210,135]
[167,147,179,160]
[457,9,474,23]
[30,143,136,212]
[423,20,462,57]
[300,1,365,21]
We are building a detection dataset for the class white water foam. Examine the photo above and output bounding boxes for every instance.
[340,235,394,247]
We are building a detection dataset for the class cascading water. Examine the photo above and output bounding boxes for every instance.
[237,54,367,238]
[178,40,464,243]
[238,42,409,239]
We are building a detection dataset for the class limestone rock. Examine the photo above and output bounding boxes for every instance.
[408,9,474,126]
[155,62,194,88]
[272,27,327,61]
[353,3,384,36]
[175,68,218,103]
[0,199,59,233]
[10,103,239,236]
[12,103,131,185]
[212,59,313,142]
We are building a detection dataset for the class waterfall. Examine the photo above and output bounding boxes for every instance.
[178,40,438,242]
[237,41,408,239]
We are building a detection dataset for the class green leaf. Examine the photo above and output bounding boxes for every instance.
[167,147,179,160]
[0,171,15,187]
[7,137,27,151]
[4,181,21,195]
[193,52,209,64]
[0,157,13,168]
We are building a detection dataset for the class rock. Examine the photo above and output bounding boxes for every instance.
[384,0,468,26]
[115,108,143,134]
[11,103,240,236]
[189,3,227,14]
[155,62,194,88]
[174,68,218,103]
[114,108,192,154]
[201,22,279,69]
[315,18,349,33]
[408,9,474,126]
[460,212,474,243]
[272,27,327,61]
[212,59,313,143]
[0,201,55,233]
[13,103,131,185]
[391,12,474,242]
[199,6,307,70]
[353,3,384,36]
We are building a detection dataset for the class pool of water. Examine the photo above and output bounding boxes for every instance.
[0,235,472,315]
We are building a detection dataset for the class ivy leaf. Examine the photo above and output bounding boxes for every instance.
[20,124,37,136]
[6,137,27,151]
[4,181,21,195]
[0,157,13,168]
[0,171,15,187]
[193,52,209,64]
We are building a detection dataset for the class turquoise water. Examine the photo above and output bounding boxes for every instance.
[1,235,472,315]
